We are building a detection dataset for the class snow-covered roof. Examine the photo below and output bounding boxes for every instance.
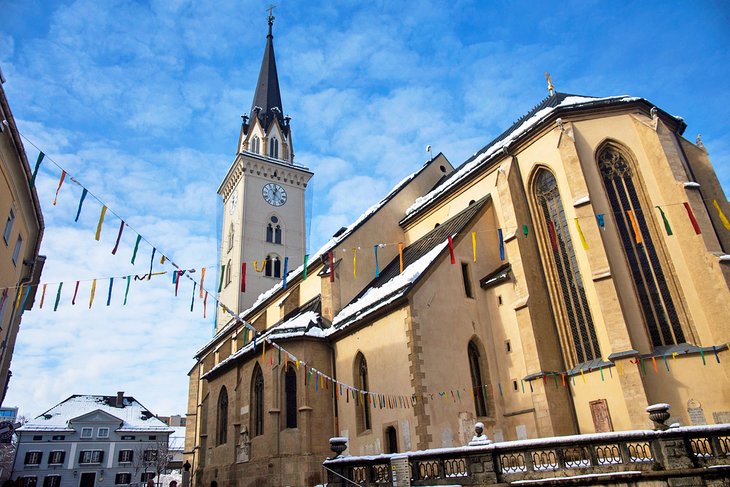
[403,94,644,221]
[19,395,173,433]
[201,297,328,380]
[197,158,438,357]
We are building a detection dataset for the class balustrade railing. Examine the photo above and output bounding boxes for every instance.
[323,424,730,486]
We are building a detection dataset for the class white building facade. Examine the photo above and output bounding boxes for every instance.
[13,394,172,487]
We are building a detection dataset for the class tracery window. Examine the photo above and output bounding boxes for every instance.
[597,145,684,347]
[284,366,297,429]
[468,340,488,417]
[534,169,601,366]
[217,386,228,445]
[265,216,282,244]
[251,364,264,437]
[355,353,371,432]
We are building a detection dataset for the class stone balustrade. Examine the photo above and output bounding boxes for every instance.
[322,424,730,486]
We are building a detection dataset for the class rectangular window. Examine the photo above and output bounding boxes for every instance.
[141,473,155,482]
[80,427,92,438]
[148,435,156,441]
[51,435,65,441]
[48,450,65,465]
[3,209,14,244]
[24,451,42,465]
[115,473,131,485]
[225,260,232,287]
[12,234,22,266]
[118,449,133,463]
[120,435,135,440]
[97,427,109,438]
[42,476,60,487]
[461,263,474,298]
[142,449,157,462]
[32,436,42,441]
[79,450,104,464]
[22,477,37,487]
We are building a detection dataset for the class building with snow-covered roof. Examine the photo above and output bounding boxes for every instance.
[185,18,730,487]
[13,393,173,487]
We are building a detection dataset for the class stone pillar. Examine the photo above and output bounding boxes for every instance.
[467,450,499,485]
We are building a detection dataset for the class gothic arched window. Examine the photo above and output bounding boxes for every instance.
[216,387,228,445]
[274,225,282,244]
[266,224,274,243]
[251,364,264,437]
[468,340,488,417]
[269,138,279,159]
[283,366,297,429]
[251,136,260,154]
[355,353,371,432]
[597,144,684,347]
[225,259,232,287]
[264,255,281,278]
[265,216,282,244]
[534,169,601,367]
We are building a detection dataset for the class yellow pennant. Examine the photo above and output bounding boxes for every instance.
[580,368,586,383]
[160,255,166,265]
[89,279,97,308]
[15,285,24,310]
[574,218,588,249]
[398,242,404,273]
[95,205,107,241]
[199,267,206,298]
[713,199,730,230]
[262,338,266,362]
[627,210,642,244]
[296,359,300,370]
[471,231,477,262]
[353,248,357,278]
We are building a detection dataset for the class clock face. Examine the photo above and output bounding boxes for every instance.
[228,192,238,215]
[262,183,287,207]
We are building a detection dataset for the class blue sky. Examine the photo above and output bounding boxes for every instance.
[1,0,728,418]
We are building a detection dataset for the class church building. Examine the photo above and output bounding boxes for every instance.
[185,16,730,487]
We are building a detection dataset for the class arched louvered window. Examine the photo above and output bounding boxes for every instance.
[269,138,279,159]
[284,366,297,429]
[266,224,274,243]
[597,145,684,347]
[534,169,601,366]
[468,340,488,417]
[251,136,260,154]
[264,255,281,278]
[355,353,371,432]
[274,225,282,244]
[216,387,228,445]
[251,364,264,437]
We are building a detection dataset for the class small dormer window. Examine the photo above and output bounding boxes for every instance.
[269,138,279,159]
[80,428,92,438]
[97,427,109,438]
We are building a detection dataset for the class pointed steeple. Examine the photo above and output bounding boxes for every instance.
[250,11,284,132]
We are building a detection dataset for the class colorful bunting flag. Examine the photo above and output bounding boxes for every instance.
[656,206,673,236]
[447,235,455,264]
[89,279,96,308]
[329,251,335,282]
[684,202,701,234]
[95,205,107,241]
[72,280,80,305]
[39,284,46,309]
[523,224,529,237]
[241,263,247,292]
[199,268,206,298]
[30,152,44,188]
[123,276,131,305]
[498,228,504,261]
[75,188,88,222]
[574,218,588,249]
[218,265,225,292]
[596,214,605,230]
[53,282,63,311]
[472,232,477,262]
[53,170,66,205]
[712,199,730,230]
[303,254,309,280]
[190,282,197,311]
[627,210,642,244]
[374,245,380,278]
[111,221,124,254]
[131,235,142,264]
[203,291,208,319]
[352,248,357,278]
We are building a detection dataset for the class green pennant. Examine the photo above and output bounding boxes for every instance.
[656,206,673,236]
[123,276,131,305]
[303,254,309,280]
[131,235,142,264]
[30,152,44,188]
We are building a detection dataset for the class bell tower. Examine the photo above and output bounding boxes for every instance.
[216,12,313,332]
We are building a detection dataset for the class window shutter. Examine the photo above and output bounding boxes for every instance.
[24,451,31,463]
[58,451,65,464]
[98,451,104,463]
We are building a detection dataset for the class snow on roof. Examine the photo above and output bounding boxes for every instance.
[201,309,325,379]
[198,162,432,355]
[405,95,638,217]
[328,240,449,330]
[19,395,173,433]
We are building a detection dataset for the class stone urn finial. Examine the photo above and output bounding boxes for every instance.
[647,403,671,430]
[329,437,348,458]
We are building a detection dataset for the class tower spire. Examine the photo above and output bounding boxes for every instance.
[251,7,284,132]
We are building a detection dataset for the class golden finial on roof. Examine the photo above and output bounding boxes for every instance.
[544,72,555,96]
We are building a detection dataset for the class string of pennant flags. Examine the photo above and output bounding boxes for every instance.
[5,130,730,408]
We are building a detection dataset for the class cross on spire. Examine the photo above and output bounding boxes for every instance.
[267,4,276,37]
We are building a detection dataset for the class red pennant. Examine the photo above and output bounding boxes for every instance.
[111,221,125,255]
[329,251,335,282]
[683,202,701,234]
[447,236,455,264]
[241,263,246,292]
